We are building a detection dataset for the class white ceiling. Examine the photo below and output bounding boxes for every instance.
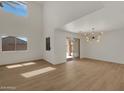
[28,1,44,6]
[42,1,104,28]
[63,1,124,33]
[47,1,104,26]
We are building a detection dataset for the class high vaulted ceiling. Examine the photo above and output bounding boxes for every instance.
[42,1,104,29]
[31,1,124,33]
[62,1,124,33]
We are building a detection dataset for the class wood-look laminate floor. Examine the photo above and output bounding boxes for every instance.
[0,59,124,91]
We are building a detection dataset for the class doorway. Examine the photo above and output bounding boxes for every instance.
[66,37,80,61]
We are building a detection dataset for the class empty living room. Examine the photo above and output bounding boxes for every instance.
[0,0,124,92]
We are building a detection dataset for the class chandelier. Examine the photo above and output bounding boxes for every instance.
[79,27,103,42]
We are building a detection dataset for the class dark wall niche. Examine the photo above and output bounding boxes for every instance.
[46,37,51,51]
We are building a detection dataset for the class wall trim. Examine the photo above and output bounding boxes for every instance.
[0,59,44,67]
[81,57,123,65]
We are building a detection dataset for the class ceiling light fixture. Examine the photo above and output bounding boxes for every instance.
[79,26,103,42]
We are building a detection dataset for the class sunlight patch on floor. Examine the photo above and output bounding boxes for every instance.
[6,64,22,69]
[6,62,36,69]
[22,62,35,66]
[21,67,56,78]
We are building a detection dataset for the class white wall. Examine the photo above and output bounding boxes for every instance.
[42,3,56,64]
[0,2,43,65]
[54,30,66,64]
[81,30,124,64]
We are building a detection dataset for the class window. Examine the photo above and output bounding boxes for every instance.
[1,1,28,16]
[16,37,27,50]
[2,36,27,51]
